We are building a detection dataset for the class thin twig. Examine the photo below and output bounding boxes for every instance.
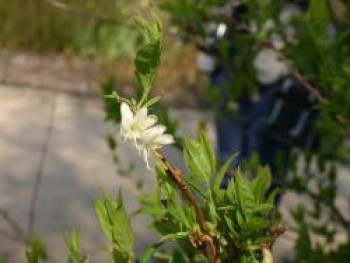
[155,150,221,263]
[273,47,349,134]
[267,225,286,250]
[262,41,327,103]
[28,92,57,235]
[0,207,29,244]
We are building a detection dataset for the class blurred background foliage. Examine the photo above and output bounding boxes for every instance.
[0,0,141,56]
[0,0,201,103]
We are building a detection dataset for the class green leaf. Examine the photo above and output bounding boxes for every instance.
[159,232,189,243]
[135,41,162,75]
[241,219,270,235]
[168,199,191,229]
[213,153,239,190]
[251,166,272,204]
[66,230,89,263]
[183,137,212,184]
[112,250,132,263]
[134,17,163,106]
[226,178,237,205]
[214,189,226,206]
[26,237,47,263]
[253,204,274,216]
[135,16,162,43]
[236,209,245,226]
[266,188,281,205]
[237,252,257,263]
[224,215,239,240]
[94,197,113,242]
[199,130,216,173]
[95,192,134,254]
[138,206,165,218]
[140,246,156,263]
[207,199,218,224]
[142,96,161,108]
[100,78,120,123]
[110,194,134,253]
[171,249,188,263]
[135,70,154,100]
[183,206,198,229]
[140,232,188,263]
[235,169,255,221]
[295,223,312,262]
[182,175,208,200]
[308,0,330,38]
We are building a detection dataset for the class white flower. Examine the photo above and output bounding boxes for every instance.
[120,103,157,143]
[120,102,174,168]
[138,125,174,168]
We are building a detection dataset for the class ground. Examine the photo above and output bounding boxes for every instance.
[0,84,349,262]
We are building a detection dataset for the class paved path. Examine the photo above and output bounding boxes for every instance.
[0,85,348,262]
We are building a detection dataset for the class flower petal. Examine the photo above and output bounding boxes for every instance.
[155,134,174,145]
[134,107,148,123]
[141,125,166,142]
[149,125,166,136]
[121,103,133,127]
[141,115,158,129]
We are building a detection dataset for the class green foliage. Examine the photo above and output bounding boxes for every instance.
[134,16,163,107]
[94,191,134,262]
[0,0,141,57]
[307,0,330,39]
[66,230,89,263]
[101,78,121,123]
[139,131,280,261]
[219,167,278,246]
[25,237,47,263]
[183,135,214,184]
[213,153,238,190]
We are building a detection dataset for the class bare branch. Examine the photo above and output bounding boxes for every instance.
[0,207,29,244]
[28,92,57,235]
[155,150,221,263]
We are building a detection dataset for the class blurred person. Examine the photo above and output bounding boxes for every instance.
[197,0,320,192]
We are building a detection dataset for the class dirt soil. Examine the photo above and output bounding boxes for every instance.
[0,50,207,108]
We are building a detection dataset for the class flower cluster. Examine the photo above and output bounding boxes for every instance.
[120,102,174,168]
